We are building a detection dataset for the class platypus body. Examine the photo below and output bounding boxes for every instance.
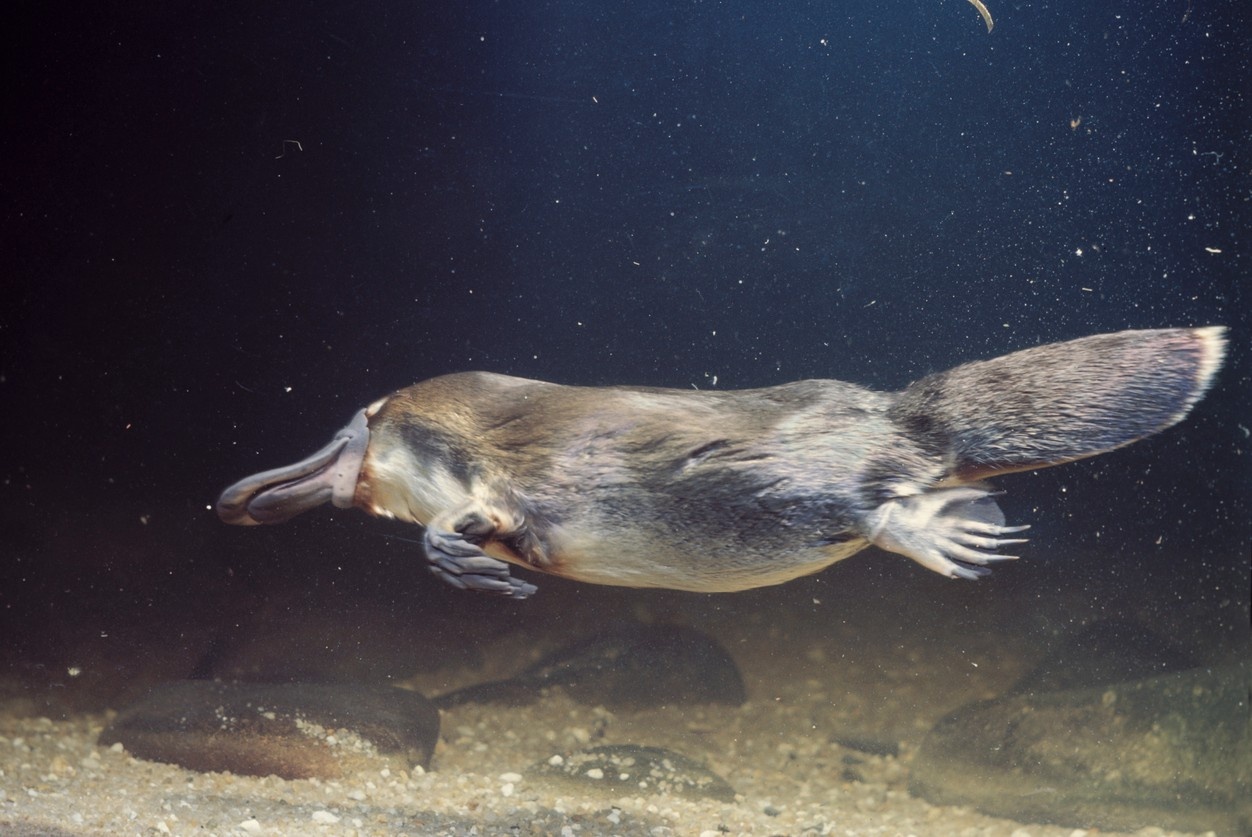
[217,327,1226,599]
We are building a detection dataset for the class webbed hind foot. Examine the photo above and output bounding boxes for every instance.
[864,486,1029,580]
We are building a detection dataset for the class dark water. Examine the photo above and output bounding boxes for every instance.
[3,0,1248,789]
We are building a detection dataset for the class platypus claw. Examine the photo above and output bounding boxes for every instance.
[429,564,538,598]
[424,528,538,599]
[865,485,1031,580]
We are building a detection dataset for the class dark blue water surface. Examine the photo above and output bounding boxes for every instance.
[3,1,1248,677]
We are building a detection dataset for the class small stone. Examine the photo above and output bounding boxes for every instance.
[532,744,735,802]
[501,782,515,797]
[311,810,340,824]
[239,818,262,833]
[499,771,522,782]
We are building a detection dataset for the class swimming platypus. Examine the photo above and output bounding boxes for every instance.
[217,327,1226,599]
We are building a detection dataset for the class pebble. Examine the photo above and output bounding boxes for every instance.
[532,744,735,802]
[239,818,263,833]
[311,810,340,824]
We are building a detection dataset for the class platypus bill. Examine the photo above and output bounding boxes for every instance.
[217,327,1226,599]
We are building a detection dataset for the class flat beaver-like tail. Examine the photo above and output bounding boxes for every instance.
[891,327,1227,481]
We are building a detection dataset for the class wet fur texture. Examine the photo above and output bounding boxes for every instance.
[337,327,1226,593]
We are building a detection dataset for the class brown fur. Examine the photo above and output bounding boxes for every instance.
[316,327,1225,593]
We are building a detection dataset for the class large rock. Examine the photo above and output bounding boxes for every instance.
[1005,619,1198,695]
[434,623,745,710]
[910,661,1251,835]
[198,591,479,683]
[99,680,440,779]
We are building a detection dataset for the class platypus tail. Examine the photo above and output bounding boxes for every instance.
[891,327,1227,481]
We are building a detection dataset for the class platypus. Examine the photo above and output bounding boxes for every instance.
[217,327,1226,599]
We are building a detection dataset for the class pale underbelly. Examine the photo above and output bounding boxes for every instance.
[508,526,870,592]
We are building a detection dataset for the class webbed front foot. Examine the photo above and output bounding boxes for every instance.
[424,508,538,599]
[864,486,1030,580]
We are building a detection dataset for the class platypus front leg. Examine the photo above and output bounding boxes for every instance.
[425,504,539,599]
[863,486,1030,580]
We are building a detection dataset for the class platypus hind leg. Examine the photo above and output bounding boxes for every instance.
[864,486,1030,579]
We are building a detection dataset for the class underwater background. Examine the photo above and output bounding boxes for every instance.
[3,0,1249,834]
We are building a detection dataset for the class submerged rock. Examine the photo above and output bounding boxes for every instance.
[196,591,480,684]
[1005,619,1198,695]
[434,623,745,710]
[99,680,439,779]
[828,733,899,758]
[531,744,736,802]
[910,661,1251,834]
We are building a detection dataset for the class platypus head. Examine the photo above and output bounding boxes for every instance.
[216,408,371,526]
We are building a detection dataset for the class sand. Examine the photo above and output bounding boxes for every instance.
[2,548,1242,837]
